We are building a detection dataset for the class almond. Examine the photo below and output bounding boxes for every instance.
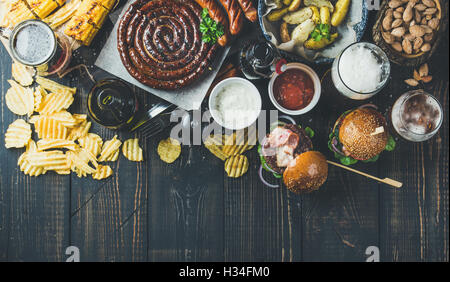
[413,69,422,81]
[383,14,394,30]
[419,63,429,77]
[424,33,433,42]
[421,24,433,33]
[423,8,437,15]
[428,18,439,29]
[391,41,403,52]
[414,4,427,11]
[389,0,404,9]
[403,5,413,22]
[410,25,425,37]
[421,17,428,24]
[415,9,421,22]
[404,33,416,41]
[413,37,424,50]
[421,75,433,83]
[396,7,405,12]
[421,43,431,52]
[382,31,396,44]
[405,78,419,86]
[402,38,413,54]
[393,11,403,18]
[392,18,404,28]
[392,26,406,37]
[422,0,436,8]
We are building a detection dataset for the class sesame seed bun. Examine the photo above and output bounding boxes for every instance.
[283,151,328,194]
[338,108,388,161]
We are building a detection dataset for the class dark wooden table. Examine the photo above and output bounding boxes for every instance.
[0,8,448,262]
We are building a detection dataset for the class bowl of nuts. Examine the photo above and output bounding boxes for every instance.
[372,0,448,66]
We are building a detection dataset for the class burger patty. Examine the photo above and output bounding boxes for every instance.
[263,124,313,174]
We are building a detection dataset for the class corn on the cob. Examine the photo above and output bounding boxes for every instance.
[94,0,116,11]
[44,0,81,29]
[2,0,36,28]
[64,0,108,45]
[77,0,108,28]
[25,0,58,19]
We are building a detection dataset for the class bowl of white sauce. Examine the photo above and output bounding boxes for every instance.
[209,77,262,130]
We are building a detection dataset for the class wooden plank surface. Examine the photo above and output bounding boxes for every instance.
[0,9,448,262]
[0,47,70,262]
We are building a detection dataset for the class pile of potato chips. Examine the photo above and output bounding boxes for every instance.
[204,128,256,178]
[3,61,144,180]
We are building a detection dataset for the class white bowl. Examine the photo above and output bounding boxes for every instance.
[209,77,262,130]
[268,63,321,115]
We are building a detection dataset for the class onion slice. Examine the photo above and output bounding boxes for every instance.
[331,137,345,156]
[278,115,296,125]
[258,165,280,188]
[358,104,378,110]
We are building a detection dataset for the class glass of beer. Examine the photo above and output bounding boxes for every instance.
[331,42,390,100]
[391,90,443,142]
[9,19,71,75]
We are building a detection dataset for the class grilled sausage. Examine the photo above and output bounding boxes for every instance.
[193,0,231,46]
[218,0,245,35]
[117,0,219,90]
[237,0,257,22]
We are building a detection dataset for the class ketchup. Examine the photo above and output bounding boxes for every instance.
[273,69,315,110]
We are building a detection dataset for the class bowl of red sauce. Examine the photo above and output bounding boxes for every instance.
[268,63,321,115]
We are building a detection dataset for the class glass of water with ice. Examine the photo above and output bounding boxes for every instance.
[331,42,390,100]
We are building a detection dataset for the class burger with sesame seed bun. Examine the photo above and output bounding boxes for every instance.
[283,151,328,194]
[328,107,396,165]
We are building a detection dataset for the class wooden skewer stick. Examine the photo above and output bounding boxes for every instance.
[326,160,403,188]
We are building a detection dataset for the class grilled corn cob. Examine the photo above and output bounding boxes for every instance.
[44,0,81,29]
[94,0,116,11]
[2,0,36,28]
[77,0,108,28]
[64,15,99,46]
[25,0,58,19]
[64,0,109,45]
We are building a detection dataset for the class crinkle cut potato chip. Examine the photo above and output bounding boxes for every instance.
[5,80,34,116]
[157,138,181,164]
[34,85,47,112]
[98,135,122,162]
[67,148,98,178]
[44,110,78,127]
[67,120,91,141]
[222,128,257,158]
[35,76,77,94]
[224,154,249,178]
[92,165,113,180]
[5,119,32,148]
[37,139,77,151]
[34,115,68,140]
[38,91,74,114]
[122,138,143,162]
[204,135,228,161]
[12,61,35,86]
[27,150,70,172]
[78,133,103,157]
[18,141,47,177]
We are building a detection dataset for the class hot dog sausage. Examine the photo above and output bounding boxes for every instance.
[193,0,230,46]
[237,0,257,22]
[218,0,245,35]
